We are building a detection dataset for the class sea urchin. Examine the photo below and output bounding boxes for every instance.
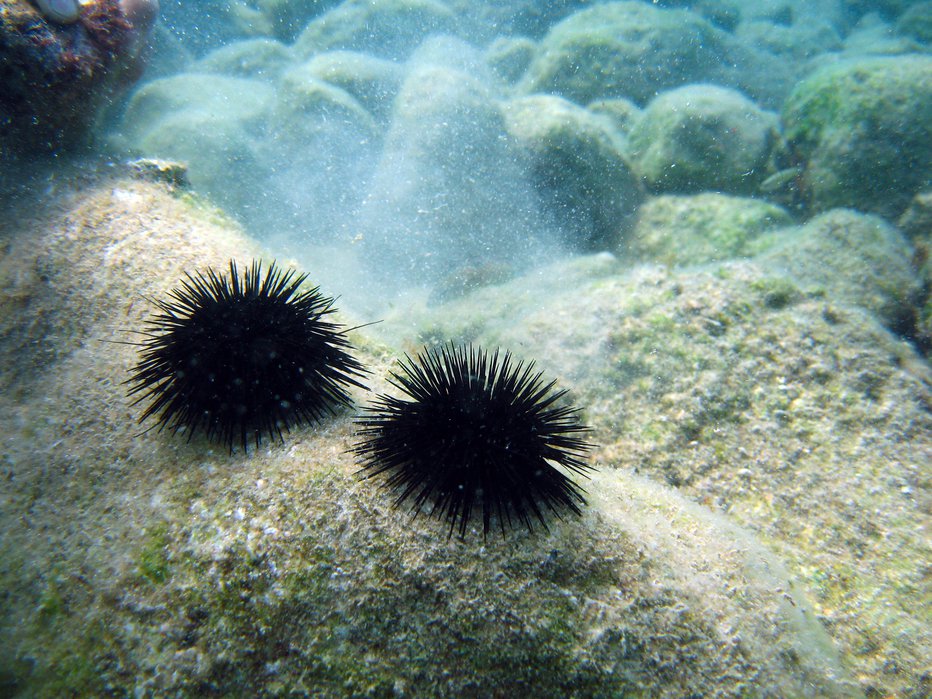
[127,260,367,452]
[354,344,594,537]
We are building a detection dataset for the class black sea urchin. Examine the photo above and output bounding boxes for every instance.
[354,344,594,537]
[127,260,367,452]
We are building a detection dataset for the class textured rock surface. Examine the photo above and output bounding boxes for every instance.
[0,171,860,698]
[405,249,929,699]
[628,193,792,266]
[626,84,779,195]
[503,94,643,250]
[781,55,932,217]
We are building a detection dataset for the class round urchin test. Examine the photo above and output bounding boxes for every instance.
[127,260,367,453]
[353,343,595,538]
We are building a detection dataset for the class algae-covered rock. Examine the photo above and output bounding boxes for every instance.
[519,1,723,106]
[503,94,643,250]
[896,1,932,44]
[840,15,925,57]
[587,97,643,138]
[519,1,794,108]
[407,251,930,699]
[781,55,932,217]
[120,74,274,145]
[629,193,792,266]
[252,0,343,42]
[300,50,404,123]
[357,66,549,285]
[0,169,861,698]
[192,37,295,80]
[484,35,536,84]
[626,84,779,195]
[260,64,379,239]
[293,0,457,61]
[119,74,275,226]
[756,208,921,332]
[735,18,842,59]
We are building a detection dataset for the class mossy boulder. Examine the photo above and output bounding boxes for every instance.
[519,1,723,106]
[120,74,274,145]
[503,94,643,250]
[300,50,404,123]
[293,0,457,61]
[587,97,643,138]
[357,66,549,285]
[258,64,379,239]
[0,170,861,698]
[518,1,794,108]
[407,249,930,698]
[484,36,537,84]
[192,38,295,80]
[756,208,922,333]
[781,55,932,217]
[628,193,792,266]
[896,1,932,44]
[252,0,343,42]
[120,75,275,222]
[735,18,842,59]
[626,84,779,195]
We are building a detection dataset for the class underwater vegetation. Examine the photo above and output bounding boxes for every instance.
[127,259,367,452]
[354,343,594,537]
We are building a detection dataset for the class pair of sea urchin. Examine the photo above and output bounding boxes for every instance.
[129,260,594,536]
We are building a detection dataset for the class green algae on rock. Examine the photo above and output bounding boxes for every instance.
[0,170,862,697]
[628,193,793,267]
[518,1,794,109]
[503,94,643,250]
[781,55,932,217]
[405,249,929,699]
[293,0,457,61]
[756,208,922,334]
[626,84,779,195]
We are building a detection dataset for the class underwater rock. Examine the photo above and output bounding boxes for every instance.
[192,37,294,80]
[444,0,594,40]
[251,0,343,42]
[300,49,404,123]
[628,193,792,266]
[0,169,862,697]
[409,250,930,699]
[119,73,274,227]
[519,1,723,107]
[120,73,273,144]
[586,97,643,139]
[357,65,551,286]
[896,1,932,44]
[626,84,779,196]
[484,35,536,85]
[756,208,922,336]
[503,94,643,251]
[781,55,932,218]
[260,64,379,240]
[293,0,457,61]
[840,14,924,57]
[519,1,794,109]
[735,18,842,60]
[0,0,159,156]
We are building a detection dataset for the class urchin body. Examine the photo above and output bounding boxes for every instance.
[354,344,594,537]
[128,261,366,452]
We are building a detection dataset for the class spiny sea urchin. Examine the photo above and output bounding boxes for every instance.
[354,343,594,538]
[127,260,367,453]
